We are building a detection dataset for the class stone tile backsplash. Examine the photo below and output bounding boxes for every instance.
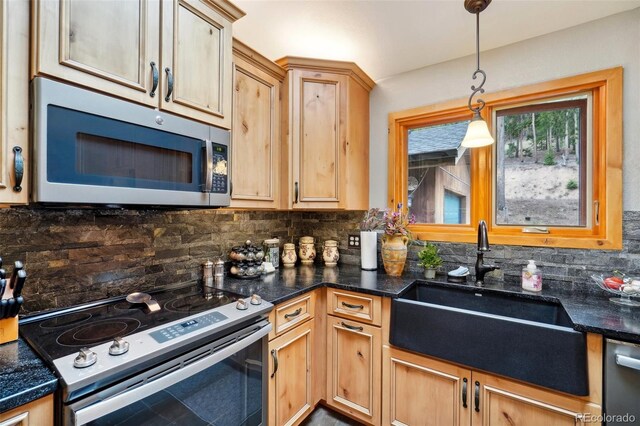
[0,207,638,312]
[0,208,361,312]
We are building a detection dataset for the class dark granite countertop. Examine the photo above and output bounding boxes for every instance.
[221,264,640,344]
[221,264,423,305]
[5,264,640,414]
[0,338,57,413]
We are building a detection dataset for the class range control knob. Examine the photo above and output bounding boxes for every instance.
[109,337,130,356]
[250,294,262,305]
[236,299,248,310]
[73,347,97,368]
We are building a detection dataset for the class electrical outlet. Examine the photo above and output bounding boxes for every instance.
[348,234,360,248]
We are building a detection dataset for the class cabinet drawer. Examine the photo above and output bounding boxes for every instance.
[271,292,316,338]
[327,289,381,326]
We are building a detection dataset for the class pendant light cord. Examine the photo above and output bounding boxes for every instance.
[467,11,487,116]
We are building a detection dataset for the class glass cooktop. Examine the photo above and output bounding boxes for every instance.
[20,283,243,361]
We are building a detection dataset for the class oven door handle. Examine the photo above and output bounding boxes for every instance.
[202,139,213,193]
[73,323,272,425]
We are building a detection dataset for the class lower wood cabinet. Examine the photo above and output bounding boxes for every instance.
[472,371,601,426]
[383,345,602,426]
[0,394,53,426]
[326,315,381,425]
[383,345,471,426]
[268,318,315,426]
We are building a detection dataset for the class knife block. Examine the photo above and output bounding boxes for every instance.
[0,317,18,344]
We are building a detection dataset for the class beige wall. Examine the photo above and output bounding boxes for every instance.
[370,8,640,210]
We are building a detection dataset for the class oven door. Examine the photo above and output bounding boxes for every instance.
[32,77,230,207]
[66,321,271,426]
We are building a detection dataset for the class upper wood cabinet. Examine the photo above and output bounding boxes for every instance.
[277,57,374,210]
[32,0,160,107]
[0,0,29,205]
[230,40,285,208]
[160,0,236,127]
[32,0,244,128]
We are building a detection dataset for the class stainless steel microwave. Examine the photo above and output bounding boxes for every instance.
[31,78,230,208]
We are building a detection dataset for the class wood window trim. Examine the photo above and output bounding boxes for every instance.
[388,67,622,250]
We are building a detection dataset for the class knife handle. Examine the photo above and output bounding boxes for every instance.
[13,270,26,298]
[0,299,6,319]
[0,269,5,280]
[9,261,23,289]
[9,296,22,317]
[6,298,14,319]
[0,278,6,299]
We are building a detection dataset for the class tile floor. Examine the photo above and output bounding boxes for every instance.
[300,406,363,426]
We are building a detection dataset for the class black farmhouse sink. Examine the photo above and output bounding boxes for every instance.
[390,282,588,396]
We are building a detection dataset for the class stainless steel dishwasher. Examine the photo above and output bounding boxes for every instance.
[605,339,640,425]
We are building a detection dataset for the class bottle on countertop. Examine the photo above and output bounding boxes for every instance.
[203,260,214,288]
[522,260,542,292]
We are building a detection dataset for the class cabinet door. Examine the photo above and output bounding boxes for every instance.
[230,55,281,208]
[0,0,28,205]
[33,0,160,107]
[326,315,381,425]
[268,319,315,426]
[0,394,53,426]
[382,346,472,426]
[161,0,232,128]
[472,371,601,426]
[290,70,347,209]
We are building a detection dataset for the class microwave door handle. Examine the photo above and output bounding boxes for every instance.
[73,323,272,425]
[202,140,213,193]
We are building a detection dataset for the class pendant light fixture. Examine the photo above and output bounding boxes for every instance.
[461,0,495,148]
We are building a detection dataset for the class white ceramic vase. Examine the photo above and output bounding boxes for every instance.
[360,231,378,270]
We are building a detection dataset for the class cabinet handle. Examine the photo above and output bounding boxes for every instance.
[341,301,364,310]
[270,349,278,378]
[284,308,302,319]
[474,381,480,412]
[150,61,159,97]
[165,67,174,102]
[341,322,363,332]
[0,411,28,426]
[12,147,23,192]
[294,181,299,203]
[462,378,468,408]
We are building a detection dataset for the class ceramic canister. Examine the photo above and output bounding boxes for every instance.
[322,240,339,267]
[281,243,297,268]
[298,236,316,265]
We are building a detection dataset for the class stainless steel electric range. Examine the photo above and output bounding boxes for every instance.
[19,283,273,426]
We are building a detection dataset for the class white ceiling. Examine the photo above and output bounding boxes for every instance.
[232,0,640,81]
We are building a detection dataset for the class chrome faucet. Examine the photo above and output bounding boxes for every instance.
[475,220,499,285]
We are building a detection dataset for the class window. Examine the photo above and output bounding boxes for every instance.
[494,96,589,228]
[388,68,622,249]
[407,120,471,225]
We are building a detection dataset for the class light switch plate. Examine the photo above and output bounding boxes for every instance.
[348,234,360,248]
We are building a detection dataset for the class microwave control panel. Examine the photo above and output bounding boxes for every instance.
[211,143,228,194]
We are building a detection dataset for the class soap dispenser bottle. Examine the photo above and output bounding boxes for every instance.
[522,260,542,292]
